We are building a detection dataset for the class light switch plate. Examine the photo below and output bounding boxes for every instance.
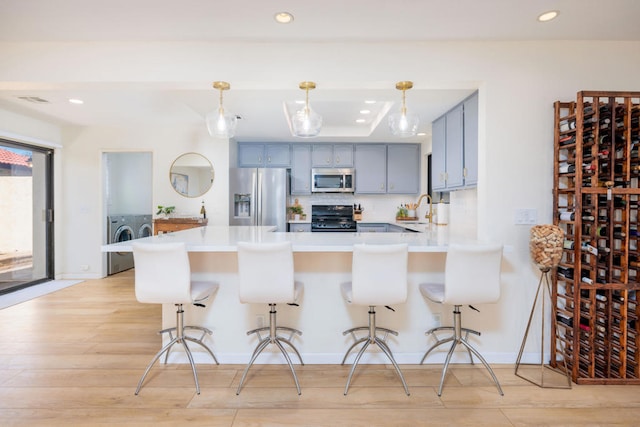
[514,208,537,225]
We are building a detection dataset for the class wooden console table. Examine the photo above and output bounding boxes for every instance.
[153,217,208,235]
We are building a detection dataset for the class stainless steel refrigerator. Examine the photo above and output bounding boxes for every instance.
[229,168,289,231]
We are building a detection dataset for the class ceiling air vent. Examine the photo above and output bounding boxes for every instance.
[18,96,50,104]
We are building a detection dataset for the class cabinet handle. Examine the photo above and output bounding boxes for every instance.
[267,156,272,163]
[390,183,394,189]
[336,156,340,164]
[380,183,385,190]
[326,158,330,164]
[463,167,467,177]
[258,156,262,163]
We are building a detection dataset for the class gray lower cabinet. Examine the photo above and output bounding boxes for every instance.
[357,223,407,233]
[291,144,311,195]
[387,224,407,233]
[357,223,388,232]
[238,143,291,167]
[387,144,420,194]
[289,223,311,232]
[354,144,387,193]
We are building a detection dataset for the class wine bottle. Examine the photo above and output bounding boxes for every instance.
[613,197,626,207]
[557,266,574,279]
[563,239,575,250]
[581,242,598,255]
[559,211,575,221]
[559,162,575,173]
[582,276,594,285]
[582,214,595,221]
[560,135,576,146]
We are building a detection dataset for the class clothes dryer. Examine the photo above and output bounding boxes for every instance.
[107,215,135,275]
[134,214,153,239]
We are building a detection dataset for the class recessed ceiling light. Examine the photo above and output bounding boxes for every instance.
[68,98,84,104]
[274,12,294,24]
[364,100,376,104]
[360,110,371,115]
[537,10,559,22]
[355,119,366,123]
[417,132,427,136]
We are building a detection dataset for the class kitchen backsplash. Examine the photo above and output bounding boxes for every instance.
[289,188,478,237]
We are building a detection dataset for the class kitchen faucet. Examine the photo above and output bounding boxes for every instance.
[416,194,433,223]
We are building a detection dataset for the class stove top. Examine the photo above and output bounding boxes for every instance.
[311,205,356,232]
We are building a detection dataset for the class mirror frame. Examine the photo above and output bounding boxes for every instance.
[169,152,215,198]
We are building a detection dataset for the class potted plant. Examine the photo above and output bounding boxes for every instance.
[287,204,304,220]
[156,205,176,218]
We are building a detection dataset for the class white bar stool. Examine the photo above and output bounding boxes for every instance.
[419,243,504,396]
[340,243,410,396]
[132,242,219,395]
[236,241,304,395]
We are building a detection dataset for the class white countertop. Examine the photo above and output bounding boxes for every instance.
[101,225,479,253]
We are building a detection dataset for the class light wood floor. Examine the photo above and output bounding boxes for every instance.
[1,271,640,426]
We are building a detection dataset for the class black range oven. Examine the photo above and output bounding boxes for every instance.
[311,205,356,232]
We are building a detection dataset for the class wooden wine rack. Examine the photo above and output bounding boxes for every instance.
[552,91,640,384]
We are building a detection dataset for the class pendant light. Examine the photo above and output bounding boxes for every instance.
[388,81,419,137]
[291,81,322,138]
[206,81,237,138]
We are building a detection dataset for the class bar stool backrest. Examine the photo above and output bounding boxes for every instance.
[443,244,503,305]
[132,242,192,304]
[351,243,408,306]
[237,241,295,304]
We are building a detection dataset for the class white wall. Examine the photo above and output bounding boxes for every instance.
[58,125,230,278]
[2,40,640,361]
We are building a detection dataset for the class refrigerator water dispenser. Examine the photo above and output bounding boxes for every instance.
[234,194,251,217]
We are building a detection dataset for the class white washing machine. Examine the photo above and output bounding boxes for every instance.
[133,214,153,239]
[107,215,135,275]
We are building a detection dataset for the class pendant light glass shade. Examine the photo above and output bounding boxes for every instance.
[291,81,322,138]
[206,81,237,138]
[389,81,419,137]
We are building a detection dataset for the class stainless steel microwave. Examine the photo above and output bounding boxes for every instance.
[311,168,355,193]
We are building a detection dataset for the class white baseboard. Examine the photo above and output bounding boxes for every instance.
[160,348,547,365]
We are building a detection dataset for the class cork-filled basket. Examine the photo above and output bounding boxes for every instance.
[530,224,564,272]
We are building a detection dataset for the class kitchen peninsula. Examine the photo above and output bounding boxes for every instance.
[102,226,490,365]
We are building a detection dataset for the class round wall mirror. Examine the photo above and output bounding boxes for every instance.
[169,153,215,197]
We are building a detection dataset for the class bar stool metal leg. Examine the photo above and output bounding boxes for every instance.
[135,304,218,395]
[236,304,303,395]
[341,306,409,396]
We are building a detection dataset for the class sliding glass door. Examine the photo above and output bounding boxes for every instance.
[0,139,54,295]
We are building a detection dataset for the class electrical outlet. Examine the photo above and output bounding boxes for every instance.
[256,315,265,328]
[81,264,89,271]
[432,313,441,327]
[514,208,537,225]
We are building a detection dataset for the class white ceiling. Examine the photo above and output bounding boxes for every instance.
[1,0,639,142]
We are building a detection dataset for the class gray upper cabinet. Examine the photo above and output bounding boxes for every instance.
[291,144,312,195]
[312,144,353,167]
[354,144,387,193]
[238,143,291,167]
[431,116,447,191]
[387,144,420,194]
[463,92,478,186]
[445,104,464,189]
[430,91,478,191]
